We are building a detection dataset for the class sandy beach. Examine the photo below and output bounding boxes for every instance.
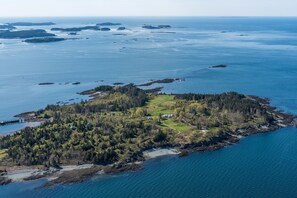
[143,148,179,159]
[3,164,95,182]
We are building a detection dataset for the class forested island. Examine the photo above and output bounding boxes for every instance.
[0,29,55,39]
[0,84,295,186]
[142,25,171,29]
[7,22,55,26]
[24,38,66,43]
[97,22,121,26]
[0,24,16,30]
[51,26,101,32]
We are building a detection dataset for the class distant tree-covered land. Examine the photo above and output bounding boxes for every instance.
[97,22,121,26]
[24,38,66,43]
[0,29,55,39]
[0,84,294,167]
[142,25,171,29]
[7,22,56,26]
[0,24,16,30]
[51,26,101,32]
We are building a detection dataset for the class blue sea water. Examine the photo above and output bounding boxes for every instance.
[0,17,297,197]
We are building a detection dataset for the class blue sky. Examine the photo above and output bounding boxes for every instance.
[0,0,296,17]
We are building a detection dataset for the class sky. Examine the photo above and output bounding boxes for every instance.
[0,0,296,17]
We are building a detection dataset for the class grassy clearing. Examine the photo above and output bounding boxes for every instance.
[147,95,175,116]
[163,119,193,133]
[147,95,194,133]
[0,149,7,160]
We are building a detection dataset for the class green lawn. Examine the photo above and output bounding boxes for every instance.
[147,95,194,133]
[147,95,175,116]
[0,149,7,160]
[163,119,193,133]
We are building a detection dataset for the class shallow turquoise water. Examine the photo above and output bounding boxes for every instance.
[0,17,297,197]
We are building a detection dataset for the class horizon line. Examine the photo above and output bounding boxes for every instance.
[1,15,297,18]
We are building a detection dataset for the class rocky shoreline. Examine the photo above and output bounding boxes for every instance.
[138,78,183,86]
[0,83,296,187]
[0,115,294,187]
[0,161,145,187]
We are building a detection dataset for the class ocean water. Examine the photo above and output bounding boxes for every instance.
[2,127,297,198]
[0,17,297,197]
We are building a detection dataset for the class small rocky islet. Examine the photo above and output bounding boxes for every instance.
[209,64,228,68]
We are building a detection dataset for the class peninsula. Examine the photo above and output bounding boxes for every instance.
[0,84,295,186]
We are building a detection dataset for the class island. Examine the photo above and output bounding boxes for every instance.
[0,24,16,30]
[7,22,56,26]
[209,64,227,68]
[158,25,171,28]
[117,27,127,31]
[113,82,125,85]
[38,82,55,85]
[138,78,182,86]
[100,27,111,31]
[142,25,172,29]
[24,38,66,43]
[0,30,55,39]
[0,84,295,186]
[51,26,101,32]
[97,22,121,26]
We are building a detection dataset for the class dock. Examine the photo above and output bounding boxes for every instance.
[0,118,25,126]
